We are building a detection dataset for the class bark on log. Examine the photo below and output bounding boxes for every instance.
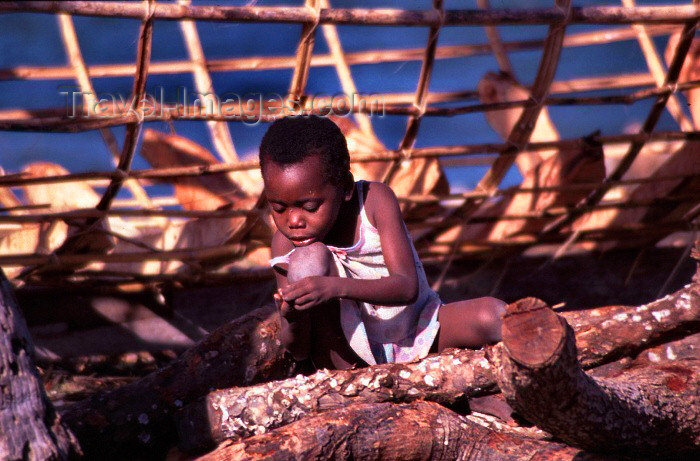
[492,297,700,457]
[61,303,297,460]
[177,278,700,451]
[561,280,700,368]
[177,349,497,452]
[195,401,614,461]
[0,269,78,460]
[590,331,700,380]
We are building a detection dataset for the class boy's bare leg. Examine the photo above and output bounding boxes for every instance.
[287,242,364,370]
[432,297,514,423]
[433,297,506,351]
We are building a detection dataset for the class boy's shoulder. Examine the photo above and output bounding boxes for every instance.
[360,180,396,200]
[358,180,400,225]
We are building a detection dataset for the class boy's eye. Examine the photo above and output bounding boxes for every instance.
[270,204,286,213]
[303,203,320,212]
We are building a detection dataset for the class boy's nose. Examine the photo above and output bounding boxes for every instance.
[288,211,304,228]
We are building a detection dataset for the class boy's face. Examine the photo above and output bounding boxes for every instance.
[263,155,347,247]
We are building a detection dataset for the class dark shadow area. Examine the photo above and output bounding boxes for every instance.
[427,245,696,310]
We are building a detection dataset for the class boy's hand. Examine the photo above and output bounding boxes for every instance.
[274,290,298,319]
[281,276,338,311]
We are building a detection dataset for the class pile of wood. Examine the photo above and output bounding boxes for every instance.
[1,243,699,459]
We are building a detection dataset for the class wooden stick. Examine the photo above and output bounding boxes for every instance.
[39,267,274,285]
[622,0,694,131]
[1,184,696,227]
[7,76,700,133]
[0,207,259,223]
[0,25,676,84]
[57,12,154,209]
[478,0,513,75]
[417,220,695,256]
[2,3,700,26]
[403,192,700,226]
[0,132,698,187]
[0,242,256,267]
[383,0,443,184]
[288,0,319,106]
[178,0,238,164]
[94,10,154,213]
[477,0,570,194]
[319,0,377,140]
[0,73,671,126]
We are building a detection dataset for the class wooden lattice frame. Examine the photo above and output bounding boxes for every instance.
[0,0,699,288]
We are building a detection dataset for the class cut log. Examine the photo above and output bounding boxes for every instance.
[178,276,700,451]
[61,266,700,457]
[195,400,613,461]
[61,303,297,460]
[176,348,497,452]
[0,269,78,460]
[492,297,700,457]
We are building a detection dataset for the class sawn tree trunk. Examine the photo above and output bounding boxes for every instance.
[0,269,77,460]
[491,297,700,457]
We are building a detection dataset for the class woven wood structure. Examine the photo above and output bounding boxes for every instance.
[1,0,699,290]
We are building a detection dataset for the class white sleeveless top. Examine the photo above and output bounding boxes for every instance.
[270,181,442,365]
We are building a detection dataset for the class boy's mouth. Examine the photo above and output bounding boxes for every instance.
[290,237,316,246]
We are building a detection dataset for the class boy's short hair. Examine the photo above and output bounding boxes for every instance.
[259,115,350,185]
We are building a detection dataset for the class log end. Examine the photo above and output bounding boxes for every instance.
[502,297,566,368]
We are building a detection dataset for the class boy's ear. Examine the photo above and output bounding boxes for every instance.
[344,172,355,200]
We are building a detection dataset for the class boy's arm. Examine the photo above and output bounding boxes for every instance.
[281,182,419,309]
[271,231,311,360]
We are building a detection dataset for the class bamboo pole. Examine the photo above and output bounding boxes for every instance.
[622,0,694,131]
[477,0,570,194]
[7,77,700,133]
[542,13,700,236]
[383,0,443,184]
[57,12,154,209]
[0,25,677,84]
[93,6,153,214]
[2,3,700,26]
[318,0,377,140]
[478,0,513,75]
[0,242,256,267]
[178,0,238,164]
[0,208,259,223]
[288,0,319,108]
[1,131,698,187]
[403,192,700,227]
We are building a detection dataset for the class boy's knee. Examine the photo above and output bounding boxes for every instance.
[288,242,333,284]
[477,297,506,343]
